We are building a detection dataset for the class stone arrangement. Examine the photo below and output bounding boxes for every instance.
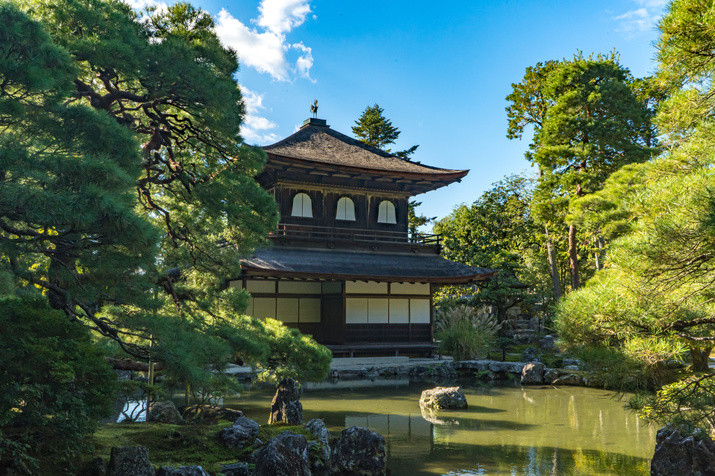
[268,378,303,425]
[218,416,260,449]
[651,425,715,475]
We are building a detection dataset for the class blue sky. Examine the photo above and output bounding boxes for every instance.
[133,0,667,224]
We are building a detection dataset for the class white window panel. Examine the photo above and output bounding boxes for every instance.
[410,299,431,324]
[377,200,396,224]
[336,197,356,221]
[299,298,321,323]
[389,299,409,324]
[253,298,276,319]
[278,281,321,294]
[245,280,276,294]
[277,298,299,323]
[228,280,242,289]
[368,298,389,324]
[346,298,368,324]
[291,193,313,218]
[391,283,430,295]
[345,281,388,294]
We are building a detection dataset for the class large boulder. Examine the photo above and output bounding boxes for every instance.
[305,419,331,475]
[219,416,260,449]
[156,466,209,476]
[651,426,715,475]
[329,426,386,475]
[520,362,545,385]
[108,446,154,476]
[253,431,311,476]
[147,401,184,424]
[419,386,468,410]
[268,378,303,425]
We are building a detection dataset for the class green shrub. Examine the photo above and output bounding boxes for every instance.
[435,305,500,361]
[0,297,117,473]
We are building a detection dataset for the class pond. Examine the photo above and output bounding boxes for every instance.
[226,382,656,475]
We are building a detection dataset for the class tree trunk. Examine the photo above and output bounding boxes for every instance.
[568,224,580,290]
[594,235,604,271]
[690,346,713,372]
[545,226,562,300]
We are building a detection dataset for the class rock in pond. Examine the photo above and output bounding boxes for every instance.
[156,466,209,476]
[520,362,545,385]
[305,418,331,475]
[329,426,386,475]
[253,430,311,476]
[108,446,154,476]
[219,462,250,476]
[419,386,468,410]
[651,426,715,475]
[268,378,303,425]
[147,401,184,424]
[219,416,260,449]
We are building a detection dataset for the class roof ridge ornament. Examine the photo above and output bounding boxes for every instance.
[310,99,318,118]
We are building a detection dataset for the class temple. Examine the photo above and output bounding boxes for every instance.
[229,117,493,356]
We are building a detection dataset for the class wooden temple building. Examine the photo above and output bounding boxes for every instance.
[229,117,493,356]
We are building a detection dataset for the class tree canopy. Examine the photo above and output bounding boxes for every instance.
[1,0,330,427]
[555,0,715,431]
[507,53,657,291]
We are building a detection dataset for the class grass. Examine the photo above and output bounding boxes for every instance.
[88,420,316,473]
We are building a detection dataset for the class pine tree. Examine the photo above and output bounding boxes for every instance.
[3,0,331,393]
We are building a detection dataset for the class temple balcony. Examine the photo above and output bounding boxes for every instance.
[269,222,442,254]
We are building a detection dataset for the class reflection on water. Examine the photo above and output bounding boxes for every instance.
[225,382,655,475]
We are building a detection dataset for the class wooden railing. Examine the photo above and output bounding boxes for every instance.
[270,223,441,247]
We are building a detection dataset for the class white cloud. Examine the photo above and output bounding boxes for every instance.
[614,0,667,35]
[214,0,314,82]
[240,86,280,145]
[257,0,312,35]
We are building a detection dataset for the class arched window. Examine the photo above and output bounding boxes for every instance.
[336,197,356,221]
[377,200,397,224]
[291,193,313,218]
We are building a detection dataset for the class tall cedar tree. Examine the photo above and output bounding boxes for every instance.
[5,0,331,388]
[507,53,656,290]
[352,104,431,230]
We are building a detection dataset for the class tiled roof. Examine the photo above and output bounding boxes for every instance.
[240,247,493,283]
[263,121,468,178]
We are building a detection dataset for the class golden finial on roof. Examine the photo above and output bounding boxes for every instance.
[310,99,318,118]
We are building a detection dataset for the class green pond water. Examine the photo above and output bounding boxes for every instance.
[226,382,656,476]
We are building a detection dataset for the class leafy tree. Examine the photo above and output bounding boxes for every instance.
[556,0,715,431]
[507,54,657,291]
[435,175,549,322]
[0,296,117,473]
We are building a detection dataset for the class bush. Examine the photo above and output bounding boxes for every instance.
[0,297,117,473]
[435,305,500,360]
